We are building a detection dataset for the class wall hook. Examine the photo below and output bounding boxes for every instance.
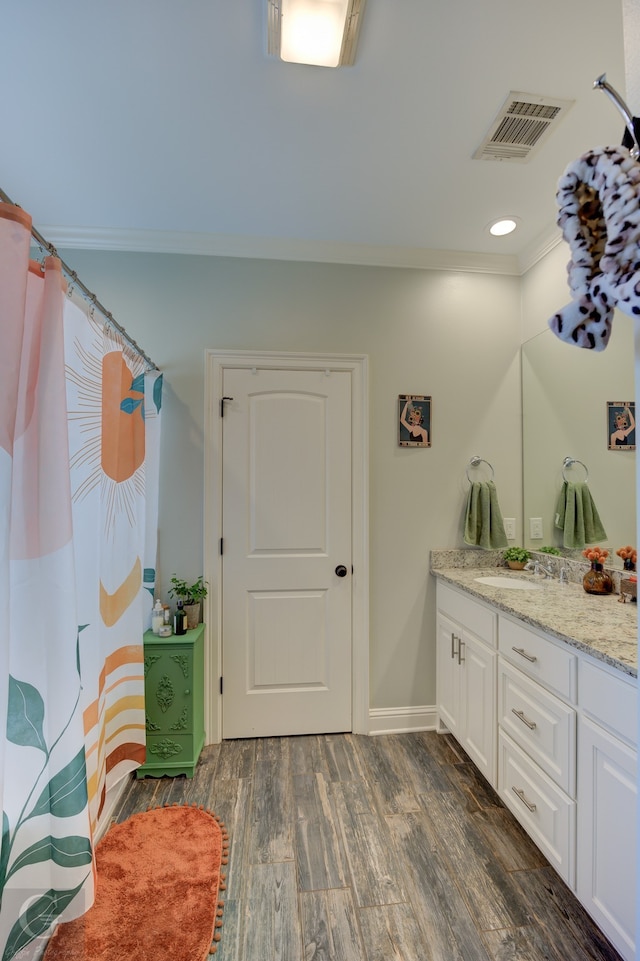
[593,73,640,159]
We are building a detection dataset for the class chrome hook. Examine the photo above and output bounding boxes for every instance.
[593,73,640,160]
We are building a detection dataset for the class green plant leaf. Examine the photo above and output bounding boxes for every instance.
[6,835,93,884]
[7,677,47,754]
[29,748,88,821]
[130,373,145,395]
[1,881,86,961]
[0,812,10,892]
[119,397,143,415]
[153,373,163,413]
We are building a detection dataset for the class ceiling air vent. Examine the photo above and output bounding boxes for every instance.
[473,92,574,162]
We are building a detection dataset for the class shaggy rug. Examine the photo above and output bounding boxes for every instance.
[43,803,229,961]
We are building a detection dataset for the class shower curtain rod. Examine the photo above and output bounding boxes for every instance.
[0,187,158,371]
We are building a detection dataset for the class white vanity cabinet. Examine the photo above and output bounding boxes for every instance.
[576,658,637,961]
[436,581,497,786]
[497,615,577,888]
[434,572,638,961]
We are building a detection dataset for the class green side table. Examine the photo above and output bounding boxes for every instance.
[136,623,205,778]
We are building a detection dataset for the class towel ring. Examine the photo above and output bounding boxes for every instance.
[562,456,589,483]
[466,455,495,483]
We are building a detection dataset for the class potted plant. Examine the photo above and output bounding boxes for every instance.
[503,547,531,570]
[169,575,208,630]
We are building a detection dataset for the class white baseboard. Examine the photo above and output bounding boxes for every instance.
[368,704,438,736]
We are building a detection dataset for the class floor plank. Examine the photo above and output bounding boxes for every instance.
[415,787,531,932]
[387,810,493,961]
[358,902,433,961]
[242,861,302,961]
[293,772,348,891]
[247,769,295,863]
[300,888,367,961]
[333,783,408,908]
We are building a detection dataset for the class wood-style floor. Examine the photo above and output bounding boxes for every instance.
[114,731,623,961]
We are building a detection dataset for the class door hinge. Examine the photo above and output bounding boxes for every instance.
[219,676,223,695]
[220,396,233,417]
[220,537,224,555]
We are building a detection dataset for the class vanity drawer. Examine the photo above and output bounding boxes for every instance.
[498,659,576,796]
[499,616,577,702]
[579,659,637,747]
[498,730,575,888]
[437,581,497,647]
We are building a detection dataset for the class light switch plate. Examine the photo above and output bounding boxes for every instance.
[504,517,516,540]
[529,517,543,539]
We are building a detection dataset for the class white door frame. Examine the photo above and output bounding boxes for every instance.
[203,349,369,743]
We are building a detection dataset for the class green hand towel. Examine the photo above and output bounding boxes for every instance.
[463,480,508,549]
[554,481,607,549]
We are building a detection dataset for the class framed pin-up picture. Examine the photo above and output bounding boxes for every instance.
[398,395,431,447]
[608,401,635,451]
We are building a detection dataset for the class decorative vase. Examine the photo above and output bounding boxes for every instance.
[507,560,526,570]
[184,602,201,631]
[582,562,613,595]
[624,558,636,572]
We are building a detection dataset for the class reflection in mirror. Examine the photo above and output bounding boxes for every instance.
[522,316,635,566]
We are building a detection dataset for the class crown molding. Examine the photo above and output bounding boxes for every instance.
[38,224,522,275]
[517,224,563,274]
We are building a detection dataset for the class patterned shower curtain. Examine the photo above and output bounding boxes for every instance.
[0,203,162,960]
[64,296,163,830]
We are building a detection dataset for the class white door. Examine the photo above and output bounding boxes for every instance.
[221,366,352,738]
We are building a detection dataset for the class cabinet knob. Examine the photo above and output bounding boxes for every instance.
[184,689,190,695]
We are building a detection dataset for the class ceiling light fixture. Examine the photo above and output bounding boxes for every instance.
[488,217,518,237]
[266,0,366,67]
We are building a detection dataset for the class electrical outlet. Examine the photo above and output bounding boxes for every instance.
[529,517,544,540]
[504,517,516,540]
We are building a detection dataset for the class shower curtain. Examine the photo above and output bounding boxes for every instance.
[64,296,163,830]
[0,203,162,960]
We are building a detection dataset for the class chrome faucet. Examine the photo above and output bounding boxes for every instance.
[525,559,554,578]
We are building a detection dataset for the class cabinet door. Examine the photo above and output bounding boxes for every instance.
[436,613,461,739]
[146,647,194,734]
[462,630,496,785]
[577,716,637,961]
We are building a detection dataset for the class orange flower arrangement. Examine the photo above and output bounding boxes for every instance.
[616,545,637,566]
[582,546,609,565]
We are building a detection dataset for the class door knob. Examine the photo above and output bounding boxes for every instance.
[335,565,348,577]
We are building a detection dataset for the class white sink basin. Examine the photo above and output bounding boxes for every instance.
[474,575,542,591]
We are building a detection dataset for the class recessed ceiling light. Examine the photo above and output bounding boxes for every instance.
[488,217,518,237]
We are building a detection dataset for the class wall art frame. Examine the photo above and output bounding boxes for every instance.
[607,400,635,451]
[398,394,431,447]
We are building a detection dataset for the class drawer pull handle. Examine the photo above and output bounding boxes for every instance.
[512,786,537,812]
[512,646,537,663]
[512,708,537,730]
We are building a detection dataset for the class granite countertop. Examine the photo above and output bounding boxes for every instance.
[431,554,637,679]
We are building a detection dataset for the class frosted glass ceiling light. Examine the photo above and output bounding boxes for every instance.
[489,218,518,237]
[266,0,366,67]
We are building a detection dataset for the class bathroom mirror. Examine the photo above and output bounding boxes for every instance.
[522,318,635,565]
